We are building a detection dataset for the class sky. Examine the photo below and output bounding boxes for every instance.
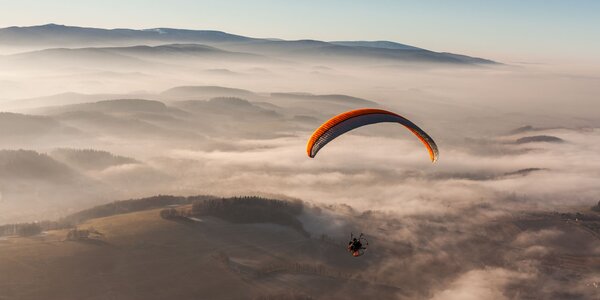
[0,0,599,63]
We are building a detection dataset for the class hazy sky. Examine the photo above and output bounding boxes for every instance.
[1,0,599,63]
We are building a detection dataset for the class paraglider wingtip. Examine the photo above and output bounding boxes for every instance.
[430,153,438,163]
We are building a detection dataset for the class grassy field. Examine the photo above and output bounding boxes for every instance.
[1,204,599,300]
[0,207,393,300]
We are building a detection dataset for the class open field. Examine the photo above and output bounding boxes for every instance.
[1,198,598,300]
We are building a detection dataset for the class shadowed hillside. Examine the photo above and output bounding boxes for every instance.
[0,113,80,145]
[515,135,565,144]
[51,148,138,171]
[0,149,76,182]
[161,85,259,100]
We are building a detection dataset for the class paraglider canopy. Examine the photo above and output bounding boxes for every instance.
[306,108,438,162]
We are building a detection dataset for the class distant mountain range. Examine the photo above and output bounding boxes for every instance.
[0,23,253,46]
[0,24,497,65]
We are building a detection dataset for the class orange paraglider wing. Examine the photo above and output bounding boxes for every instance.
[306,108,438,162]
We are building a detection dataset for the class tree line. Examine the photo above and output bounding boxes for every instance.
[0,220,71,237]
[161,196,308,236]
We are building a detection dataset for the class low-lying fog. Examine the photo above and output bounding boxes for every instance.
[1,53,598,222]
